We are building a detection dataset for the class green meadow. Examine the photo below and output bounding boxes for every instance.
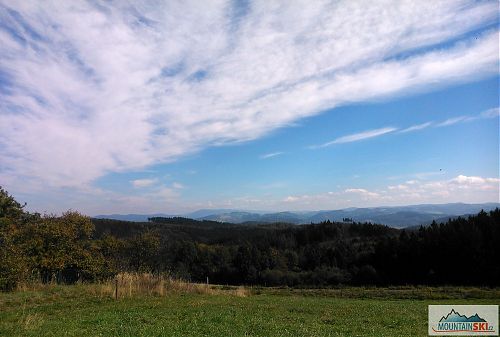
[1,285,498,337]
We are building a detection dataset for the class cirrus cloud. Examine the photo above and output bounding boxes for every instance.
[311,127,397,148]
[0,0,498,197]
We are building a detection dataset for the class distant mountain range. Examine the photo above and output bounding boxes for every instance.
[94,202,500,228]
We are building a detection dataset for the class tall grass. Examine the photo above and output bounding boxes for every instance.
[15,276,498,301]
[16,273,249,299]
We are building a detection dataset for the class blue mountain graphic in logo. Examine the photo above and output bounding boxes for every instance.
[439,309,486,323]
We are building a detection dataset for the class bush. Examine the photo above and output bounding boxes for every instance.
[0,187,27,291]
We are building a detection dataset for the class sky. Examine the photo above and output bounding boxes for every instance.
[0,0,499,215]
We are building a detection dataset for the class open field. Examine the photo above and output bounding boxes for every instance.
[1,283,499,337]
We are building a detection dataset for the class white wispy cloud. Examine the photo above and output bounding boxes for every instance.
[260,152,284,159]
[131,178,158,188]
[311,127,397,148]
[399,122,434,133]
[344,188,380,198]
[363,106,500,140]
[435,116,471,127]
[434,107,500,127]
[400,107,499,133]
[0,1,498,202]
[480,107,500,118]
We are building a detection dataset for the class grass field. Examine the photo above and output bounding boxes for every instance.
[1,283,499,337]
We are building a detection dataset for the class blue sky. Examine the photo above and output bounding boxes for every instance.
[0,1,498,214]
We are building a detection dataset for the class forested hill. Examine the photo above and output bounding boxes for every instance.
[1,186,499,291]
[90,211,500,287]
[92,216,396,245]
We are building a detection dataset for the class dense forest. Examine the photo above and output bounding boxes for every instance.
[1,187,499,291]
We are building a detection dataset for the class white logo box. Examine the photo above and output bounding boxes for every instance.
[429,305,498,336]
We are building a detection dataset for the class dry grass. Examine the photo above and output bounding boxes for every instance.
[16,273,250,299]
[20,313,44,331]
[15,297,45,332]
[107,273,250,298]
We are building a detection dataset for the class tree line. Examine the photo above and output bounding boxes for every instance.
[1,187,499,291]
